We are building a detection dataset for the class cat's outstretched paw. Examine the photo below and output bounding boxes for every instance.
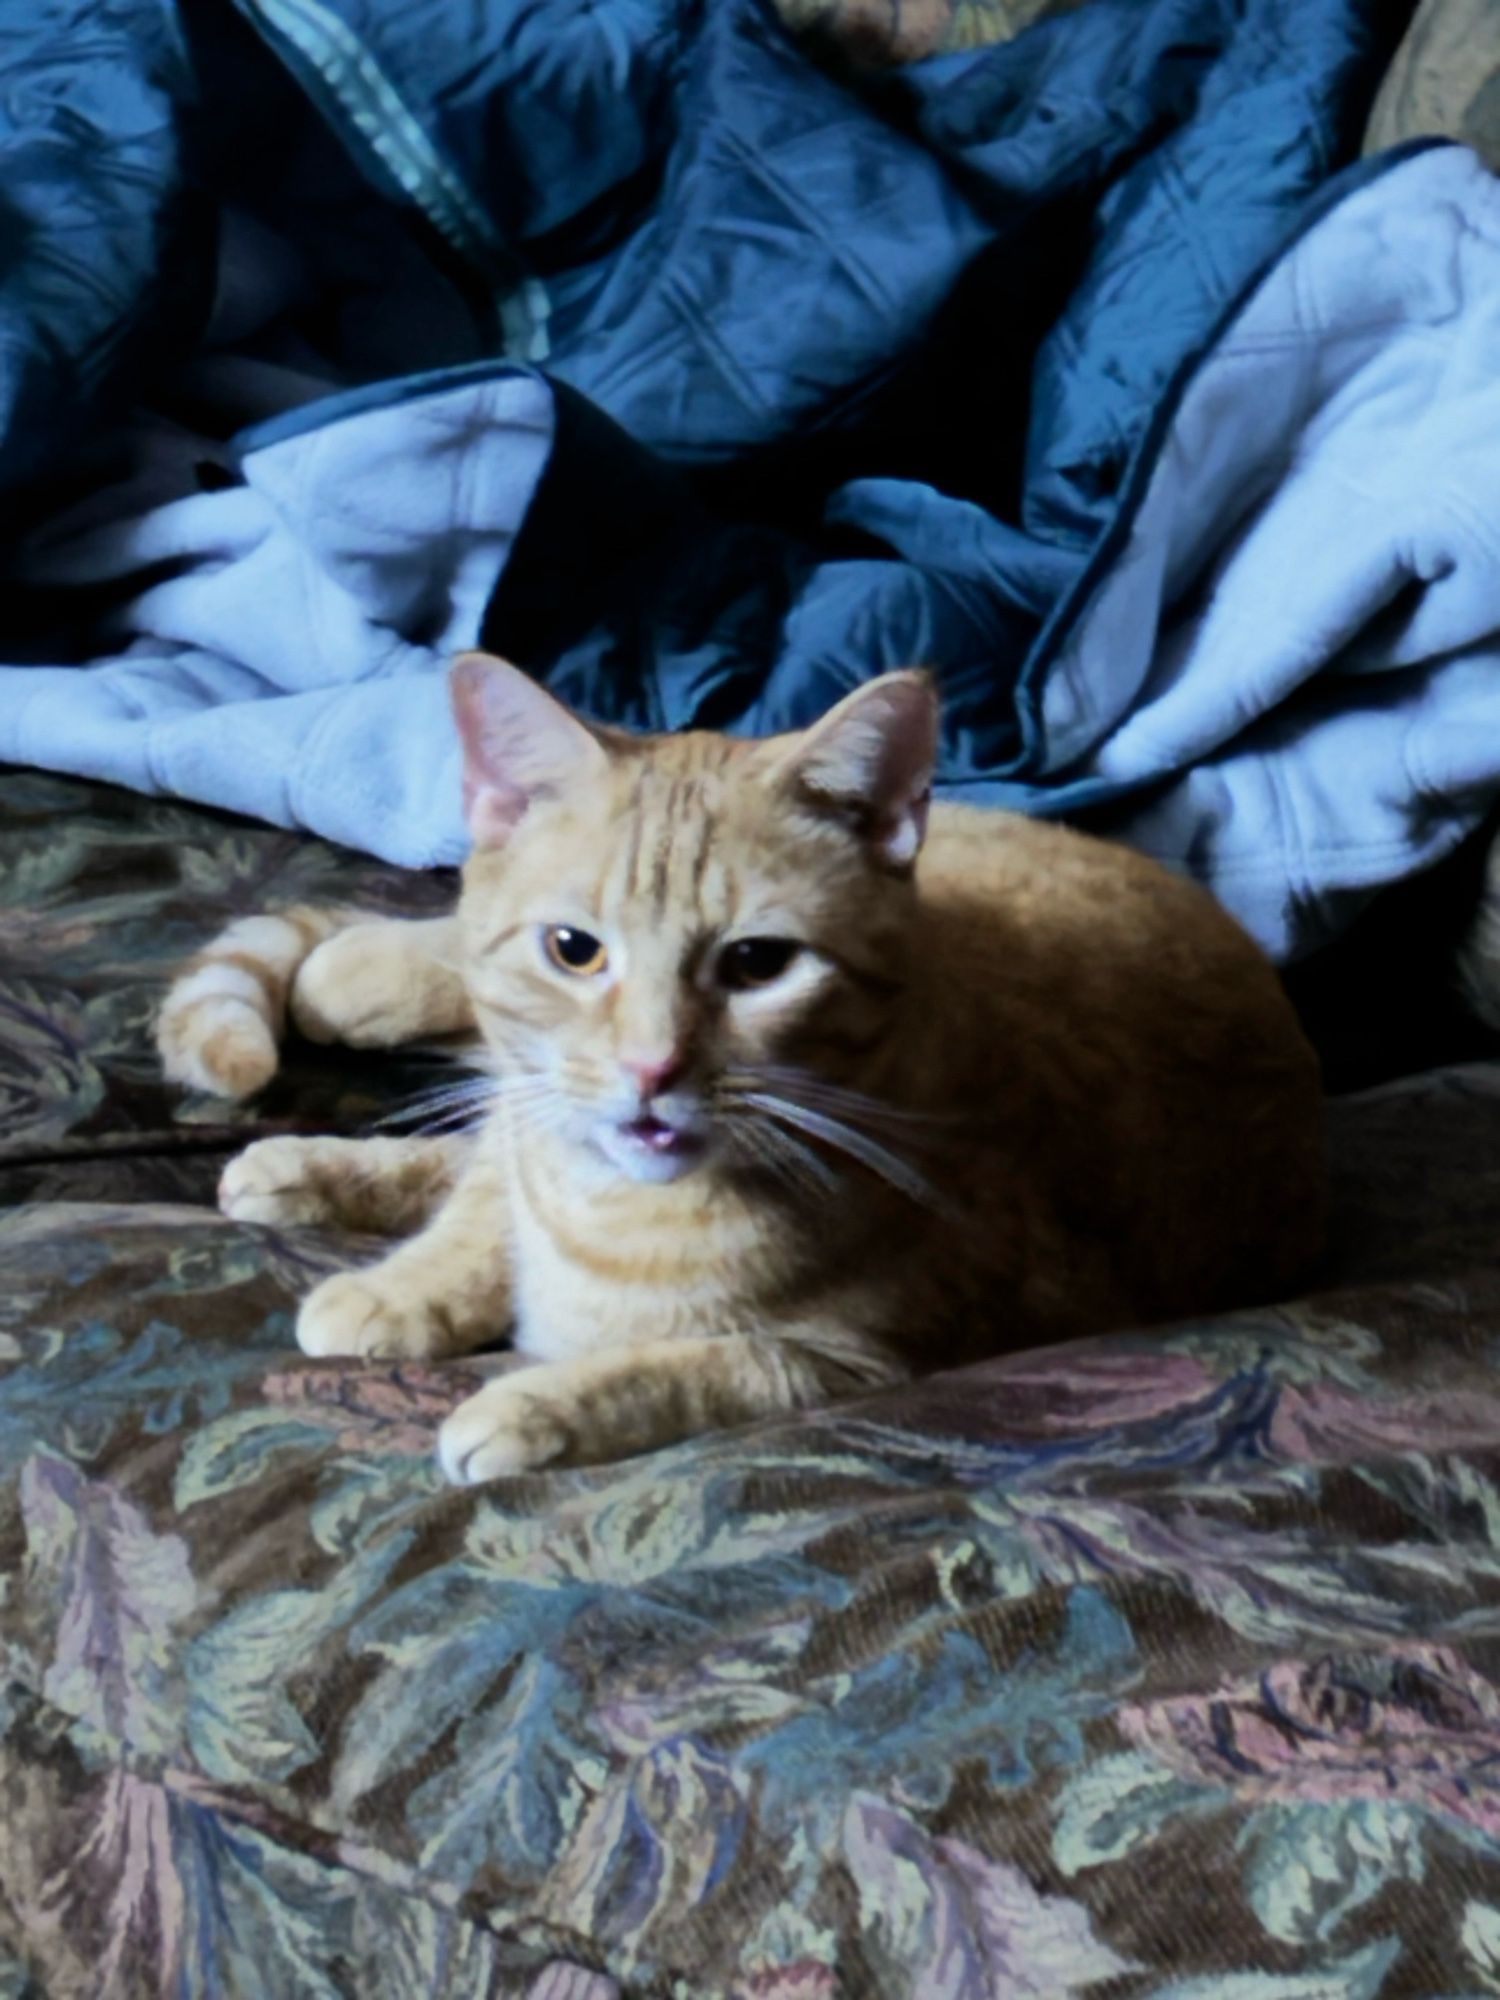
[438,1376,571,1482]
[297,1271,451,1361]
[220,1138,340,1228]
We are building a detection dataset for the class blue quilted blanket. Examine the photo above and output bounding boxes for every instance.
[8,0,1487,959]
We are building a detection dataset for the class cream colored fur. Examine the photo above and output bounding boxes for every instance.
[159,908,471,1098]
[161,655,1324,1481]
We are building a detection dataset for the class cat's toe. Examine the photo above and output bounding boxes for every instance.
[219,1139,328,1226]
[297,1272,445,1360]
[437,1381,570,1483]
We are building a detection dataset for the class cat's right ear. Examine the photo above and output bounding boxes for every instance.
[451,652,606,847]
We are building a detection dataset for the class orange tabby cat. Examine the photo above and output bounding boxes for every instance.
[159,653,1324,1481]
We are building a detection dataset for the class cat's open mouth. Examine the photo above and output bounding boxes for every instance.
[618,1113,700,1157]
[594,1110,711,1183]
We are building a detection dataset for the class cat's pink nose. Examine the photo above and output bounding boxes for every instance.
[620,1051,685,1098]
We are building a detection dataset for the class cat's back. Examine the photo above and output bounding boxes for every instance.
[919,801,1285,1007]
[913,802,1323,1319]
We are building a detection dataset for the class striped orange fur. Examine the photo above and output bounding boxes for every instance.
[166,654,1324,1481]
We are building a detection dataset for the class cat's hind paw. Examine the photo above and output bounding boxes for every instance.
[297,1271,453,1361]
[290,924,463,1049]
[438,1376,571,1482]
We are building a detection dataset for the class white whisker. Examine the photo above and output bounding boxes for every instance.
[371,1062,550,1138]
[741,1090,946,1212]
[725,1113,839,1201]
[507,1095,573,1146]
[750,1064,960,1142]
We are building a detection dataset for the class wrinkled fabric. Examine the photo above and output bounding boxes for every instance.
[0,0,1424,954]
[1365,0,1500,169]
[4,370,553,860]
[12,142,1500,960]
[1046,144,1500,955]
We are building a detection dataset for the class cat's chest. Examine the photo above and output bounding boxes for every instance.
[507,1170,778,1361]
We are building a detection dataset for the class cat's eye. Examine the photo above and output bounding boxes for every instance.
[718,937,802,991]
[543,925,609,976]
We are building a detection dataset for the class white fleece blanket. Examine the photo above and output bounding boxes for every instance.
[1045,143,1500,955]
[4,146,1500,959]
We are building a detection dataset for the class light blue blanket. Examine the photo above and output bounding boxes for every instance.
[6,146,1499,960]
[1040,144,1500,957]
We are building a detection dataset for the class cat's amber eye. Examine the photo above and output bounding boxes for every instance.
[543,925,609,976]
[718,937,802,991]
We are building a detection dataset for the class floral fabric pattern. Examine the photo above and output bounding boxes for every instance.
[9,759,1500,1998]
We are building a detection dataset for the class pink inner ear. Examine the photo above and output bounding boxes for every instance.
[451,651,604,848]
[463,769,531,847]
[879,784,930,868]
[785,671,939,867]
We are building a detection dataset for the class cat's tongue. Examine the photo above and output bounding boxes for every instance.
[623,1114,685,1154]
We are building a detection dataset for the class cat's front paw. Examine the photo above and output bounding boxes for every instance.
[438,1376,571,1483]
[219,1138,336,1228]
[297,1271,450,1361]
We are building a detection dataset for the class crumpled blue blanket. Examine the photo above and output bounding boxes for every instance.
[7,0,1484,961]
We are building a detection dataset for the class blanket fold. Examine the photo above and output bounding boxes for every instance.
[9,0,1490,961]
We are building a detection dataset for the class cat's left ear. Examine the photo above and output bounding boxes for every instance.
[451,651,606,847]
[773,670,938,869]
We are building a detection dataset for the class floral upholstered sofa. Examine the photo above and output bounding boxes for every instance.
[8,765,1500,1997]
[9,0,1500,1992]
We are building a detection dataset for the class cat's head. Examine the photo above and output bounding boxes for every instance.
[452,653,936,1187]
